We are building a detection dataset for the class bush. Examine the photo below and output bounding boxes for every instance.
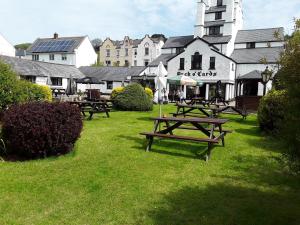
[258,90,287,135]
[113,83,153,111]
[1,102,83,159]
[145,87,154,99]
[111,87,124,99]
[0,61,27,111]
[0,61,52,112]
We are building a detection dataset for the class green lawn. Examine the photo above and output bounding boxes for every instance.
[1,105,300,225]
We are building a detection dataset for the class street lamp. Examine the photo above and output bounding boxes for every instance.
[142,73,147,88]
[261,66,273,96]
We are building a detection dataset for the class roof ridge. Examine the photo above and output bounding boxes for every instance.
[238,27,284,32]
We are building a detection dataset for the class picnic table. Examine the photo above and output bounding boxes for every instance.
[140,117,230,161]
[68,101,110,120]
[174,103,247,119]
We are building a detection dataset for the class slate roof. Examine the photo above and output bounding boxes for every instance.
[235,27,284,43]
[237,70,262,80]
[204,20,225,27]
[205,5,227,13]
[79,66,146,81]
[162,35,194,49]
[231,47,284,64]
[202,35,232,44]
[27,36,86,54]
[148,54,178,67]
[0,55,85,79]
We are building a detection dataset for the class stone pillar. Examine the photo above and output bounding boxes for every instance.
[225,84,230,101]
[183,85,187,99]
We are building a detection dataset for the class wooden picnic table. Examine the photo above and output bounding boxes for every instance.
[140,117,230,161]
[174,103,247,119]
[68,101,110,120]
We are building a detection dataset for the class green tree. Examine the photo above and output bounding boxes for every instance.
[14,43,31,50]
[276,19,300,168]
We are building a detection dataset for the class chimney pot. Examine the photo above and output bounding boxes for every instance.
[54,33,58,39]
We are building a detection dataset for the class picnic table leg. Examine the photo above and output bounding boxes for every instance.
[205,143,213,162]
[146,136,154,152]
[88,112,93,120]
[218,124,225,147]
[165,121,174,135]
[105,110,110,118]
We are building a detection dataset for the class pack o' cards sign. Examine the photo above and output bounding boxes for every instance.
[177,71,217,77]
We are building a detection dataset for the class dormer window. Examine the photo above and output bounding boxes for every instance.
[217,0,223,6]
[246,42,256,49]
[191,52,202,70]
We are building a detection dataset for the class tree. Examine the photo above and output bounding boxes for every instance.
[151,34,167,42]
[276,19,300,169]
[14,43,31,50]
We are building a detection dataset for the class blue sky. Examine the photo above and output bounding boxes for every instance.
[0,0,299,45]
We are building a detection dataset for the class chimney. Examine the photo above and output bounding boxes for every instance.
[53,33,58,39]
[194,1,206,38]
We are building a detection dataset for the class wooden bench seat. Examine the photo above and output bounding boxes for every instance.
[140,132,219,143]
[163,126,232,133]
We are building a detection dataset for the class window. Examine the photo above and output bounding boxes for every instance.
[125,48,129,56]
[49,54,55,61]
[61,54,67,61]
[246,42,256,49]
[51,77,62,86]
[106,49,110,57]
[209,57,216,70]
[179,58,185,70]
[134,60,137,66]
[125,60,129,67]
[22,76,36,83]
[106,60,111,66]
[232,63,235,71]
[215,12,222,20]
[191,52,202,70]
[145,47,149,56]
[32,54,39,61]
[117,50,120,58]
[144,60,149,66]
[107,81,113,90]
[134,49,137,56]
[209,26,221,35]
[176,48,184,54]
[217,0,223,6]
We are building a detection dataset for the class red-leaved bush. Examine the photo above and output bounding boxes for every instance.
[1,102,83,159]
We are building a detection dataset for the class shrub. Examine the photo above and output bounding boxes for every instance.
[0,61,27,111]
[258,90,287,135]
[145,87,154,99]
[1,102,83,159]
[19,80,53,102]
[113,83,153,111]
[111,87,124,99]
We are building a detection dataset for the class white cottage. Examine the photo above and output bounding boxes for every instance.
[26,33,97,68]
[0,33,15,57]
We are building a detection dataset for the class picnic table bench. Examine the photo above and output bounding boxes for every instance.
[173,103,247,119]
[68,101,110,120]
[140,117,230,161]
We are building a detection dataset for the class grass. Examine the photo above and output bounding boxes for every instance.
[0,105,300,225]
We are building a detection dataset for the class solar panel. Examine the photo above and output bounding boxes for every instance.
[30,39,78,53]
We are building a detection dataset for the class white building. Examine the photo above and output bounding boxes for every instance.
[0,55,84,92]
[0,33,15,57]
[141,0,285,105]
[26,33,97,68]
[132,35,165,67]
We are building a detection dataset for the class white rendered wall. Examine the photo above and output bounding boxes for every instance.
[167,39,236,83]
[132,35,164,67]
[75,37,97,68]
[25,53,76,65]
[0,34,15,57]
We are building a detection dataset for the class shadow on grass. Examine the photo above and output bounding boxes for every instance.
[136,116,154,122]
[234,127,262,137]
[118,135,211,160]
[146,184,300,225]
